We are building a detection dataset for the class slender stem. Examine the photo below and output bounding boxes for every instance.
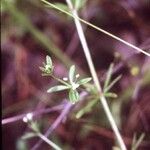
[131,133,145,150]
[31,102,72,150]
[37,133,62,150]
[51,74,70,86]
[41,0,150,57]
[31,92,87,150]
[2,104,64,125]
[65,0,127,150]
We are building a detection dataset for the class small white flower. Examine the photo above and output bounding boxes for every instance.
[63,77,68,81]
[23,117,28,123]
[26,113,33,120]
[76,74,80,78]
[23,113,33,123]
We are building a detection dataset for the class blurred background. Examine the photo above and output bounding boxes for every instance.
[1,0,150,149]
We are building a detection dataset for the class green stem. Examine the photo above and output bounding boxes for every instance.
[65,0,127,150]
[41,0,150,57]
[51,75,70,86]
[29,122,62,150]
[37,133,62,150]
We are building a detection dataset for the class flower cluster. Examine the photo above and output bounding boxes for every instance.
[23,113,33,123]
[39,55,54,75]
[40,56,92,104]
[47,65,92,104]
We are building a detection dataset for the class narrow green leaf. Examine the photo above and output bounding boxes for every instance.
[75,0,81,10]
[104,63,114,90]
[30,122,39,132]
[104,92,118,98]
[47,85,69,93]
[76,99,97,119]
[46,55,52,66]
[77,77,92,85]
[74,0,87,10]
[104,75,122,93]
[132,133,145,150]
[69,65,75,83]
[69,89,79,104]
[132,133,137,149]
[21,132,37,140]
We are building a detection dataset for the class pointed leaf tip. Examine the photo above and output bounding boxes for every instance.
[77,77,92,85]
[104,63,114,90]
[69,65,76,83]
[69,89,79,104]
[47,85,69,93]
[46,55,52,66]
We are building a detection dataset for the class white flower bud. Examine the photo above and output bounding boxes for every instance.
[63,77,68,81]
[76,74,80,78]
[26,113,33,120]
[23,117,28,123]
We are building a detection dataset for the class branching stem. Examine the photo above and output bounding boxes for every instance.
[36,133,62,150]
[41,0,150,57]
[65,0,127,150]
[51,74,70,86]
